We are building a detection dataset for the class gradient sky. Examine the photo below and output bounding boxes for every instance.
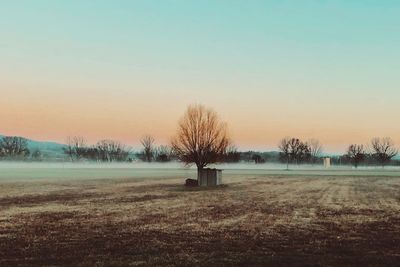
[1,1,399,152]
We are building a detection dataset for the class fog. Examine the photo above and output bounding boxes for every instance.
[1,161,400,182]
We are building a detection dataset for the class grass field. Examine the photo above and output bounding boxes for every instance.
[1,167,400,266]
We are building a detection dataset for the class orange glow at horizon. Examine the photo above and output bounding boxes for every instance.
[2,83,399,153]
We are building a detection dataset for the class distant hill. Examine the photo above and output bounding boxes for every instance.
[0,135,67,159]
[26,139,66,158]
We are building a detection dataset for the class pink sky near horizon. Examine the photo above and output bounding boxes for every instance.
[2,82,399,153]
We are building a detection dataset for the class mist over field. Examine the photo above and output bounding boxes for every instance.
[1,161,400,183]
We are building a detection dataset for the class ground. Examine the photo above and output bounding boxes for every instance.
[1,171,400,266]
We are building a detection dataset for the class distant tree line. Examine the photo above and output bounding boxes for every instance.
[277,137,323,169]
[63,136,130,162]
[341,137,398,168]
[1,133,399,168]
[137,135,175,162]
[63,135,177,163]
[275,136,398,169]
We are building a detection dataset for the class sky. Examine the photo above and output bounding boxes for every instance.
[1,0,399,153]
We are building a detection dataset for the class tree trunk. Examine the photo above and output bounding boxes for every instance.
[197,165,203,181]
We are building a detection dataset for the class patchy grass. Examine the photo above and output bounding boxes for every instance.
[1,175,400,266]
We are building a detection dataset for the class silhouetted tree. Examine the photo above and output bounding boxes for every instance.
[252,154,265,164]
[0,136,30,159]
[296,141,311,164]
[223,145,241,163]
[140,135,155,162]
[371,137,398,168]
[171,104,230,177]
[96,139,129,162]
[83,147,101,161]
[279,137,311,169]
[154,145,172,162]
[64,136,87,161]
[308,138,323,164]
[279,137,291,169]
[286,138,303,164]
[64,139,74,161]
[346,144,365,168]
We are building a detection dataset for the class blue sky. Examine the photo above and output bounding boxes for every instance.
[1,1,399,152]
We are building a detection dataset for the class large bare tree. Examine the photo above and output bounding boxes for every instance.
[171,104,230,176]
[140,135,155,162]
[346,144,365,168]
[371,137,398,168]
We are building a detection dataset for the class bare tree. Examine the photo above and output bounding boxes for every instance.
[171,104,230,176]
[308,139,323,165]
[346,144,365,168]
[64,137,74,161]
[224,145,241,163]
[64,136,87,161]
[96,139,129,162]
[288,138,303,164]
[109,141,129,162]
[252,154,265,164]
[154,145,172,162]
[96,140,111,162]
[295,141,311,164]
[371,137,398,168]
[140,135,155,162]
[279,137,311,169]
[278,137,291,170]
[0,136,30,159]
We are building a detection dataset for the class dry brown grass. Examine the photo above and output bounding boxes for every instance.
[1,174,400,266]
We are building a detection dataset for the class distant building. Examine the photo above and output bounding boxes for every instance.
[323,157,331,168]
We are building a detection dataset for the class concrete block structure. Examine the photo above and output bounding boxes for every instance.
[198,168,222,186]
